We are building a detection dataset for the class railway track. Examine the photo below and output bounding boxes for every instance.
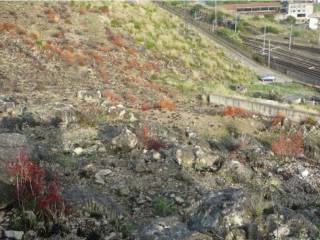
[157,3,320,86]
[243,38,320,80]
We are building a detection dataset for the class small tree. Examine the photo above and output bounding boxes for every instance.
[271,132,303,157]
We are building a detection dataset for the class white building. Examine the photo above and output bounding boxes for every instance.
[286,1,314,20]
[309,12,320,29]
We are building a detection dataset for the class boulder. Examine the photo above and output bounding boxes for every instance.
[220,160,253,183]
[4,230,24,240]
[175,146,222,171]
[77,90,102,102]
[100,124,137,150]
[187,188,249,237]
[140,216,191,240]
[175,146,195,169]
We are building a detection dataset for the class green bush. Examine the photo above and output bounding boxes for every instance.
[217,27,243,46]
[264,14,275,22]
[252,53,266,65]
[281,16,296,25]
[152,197,173,217]
[189,4,202,17]
[263,26,280,34]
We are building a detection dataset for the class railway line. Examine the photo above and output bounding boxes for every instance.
[243,38,320,80]
[157,3,320,86]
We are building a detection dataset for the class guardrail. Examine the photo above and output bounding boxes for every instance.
[208,93,320,122]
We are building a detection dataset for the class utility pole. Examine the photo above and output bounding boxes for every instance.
[262,25,266,54]
[212,19,215,32]
[215,0,217,30]
[289,24,293,50]
[234,11,238,33]
[268,39,271,68]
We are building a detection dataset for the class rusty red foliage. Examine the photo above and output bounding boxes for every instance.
[8,152,68,218]
[60,50,74,65]
[74,53,88,66]
[136,125,167,150]
[271,114,285,126]
[158,99,176,111]
[89,51,103,63]
[126,47,137,56]
[141,102,153,112]
[124,92,137,104]
[271,132,304,157]
[0,22,16,31]
[98,67,109,84]
[223,106,247,117]
[29,32,38,40]
[103,89,119,102]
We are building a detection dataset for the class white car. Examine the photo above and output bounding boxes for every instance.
[259,75,276,82]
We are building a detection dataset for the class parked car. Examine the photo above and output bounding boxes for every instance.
[259,75,276,82]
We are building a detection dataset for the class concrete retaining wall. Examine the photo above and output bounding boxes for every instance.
[208,94,320,122]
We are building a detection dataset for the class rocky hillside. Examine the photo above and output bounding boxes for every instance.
[0,1,320,240]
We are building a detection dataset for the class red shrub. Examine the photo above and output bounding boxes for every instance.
[158,99,176,111]
[74,53,88,66]
[106,28,126,47]
[29,32,38,40]
[127,58,139,69]
[136,125,167,150]
[271,114,284,126]
[141,102,153,111]
[98,67,109,84]
[124,92,137,104]
[8,152,68,218]
[21,36,34,47]
[52,31,64,39]
[89,51,103,63]
[271,132,304,157]
[60,50,74,64]
[126,47,137,56]
[223,106,246,116]
[0,22,16,31]
[103,89,119,102]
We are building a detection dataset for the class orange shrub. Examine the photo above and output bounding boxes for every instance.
[88,51,103,63]
[98,67,109,84]
[52,31,64,39]
[271,114,284,126]
[124,92,137,104]
[158,99,176,111]
[21,36,34,47]
[106,28,126,47]
[127,58,139,69]
[60,50,74,64]
[271,132,304,157]
[29,32,38,40]
[103,90,119,102]
[0,22,16,31]
[74,53,88,66]
[126,47,137,56]
[223,106,246,117]
[141,102,153,111]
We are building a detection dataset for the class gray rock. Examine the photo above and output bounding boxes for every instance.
[193,146,220,171]
[187,188,249,236]
[0,96,15,113]
[175,146,195,169]
[220,160,253,183]
[95,169,112,184]
[4,230,24,240]
[77,90,102,102]
[140,216,191,240]
[132,158,150,173]
[100,124,137,150]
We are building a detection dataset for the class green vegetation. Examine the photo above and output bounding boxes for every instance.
[105,2,256,93]
[217,27,243,46]
[314,3,320,12]
[264,25,280,34]
[152,197,174,217]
